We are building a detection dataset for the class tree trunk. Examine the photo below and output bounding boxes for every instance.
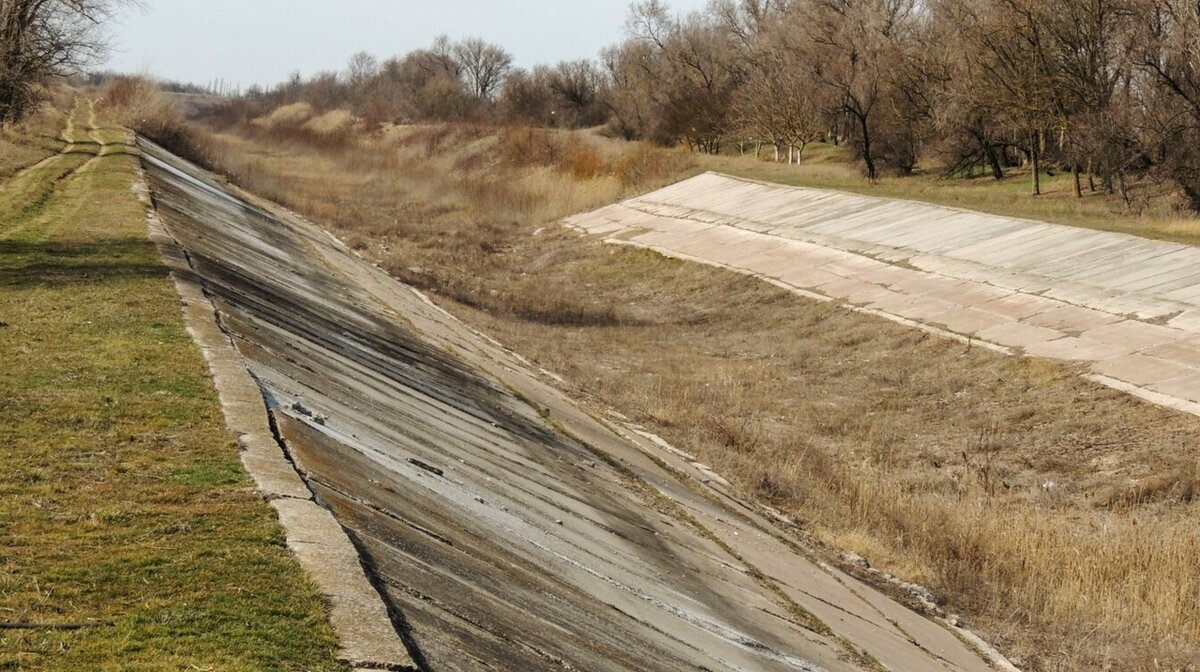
[985,142,1004,180]
[1072,163,1082,198]
[858,113,877,181]
[1030,130,1041,196]
[755,141,761,159]
[1087,158,1096,192]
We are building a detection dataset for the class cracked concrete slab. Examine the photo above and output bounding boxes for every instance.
[135,150,416,671]
[565,172,1200,419]
[136,142,1007,671]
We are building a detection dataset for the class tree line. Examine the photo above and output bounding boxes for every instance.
[244,1,1200,210]
[5,0,1200,210]
[599,0,1200,207]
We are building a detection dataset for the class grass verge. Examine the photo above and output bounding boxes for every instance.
[0,99,343,671]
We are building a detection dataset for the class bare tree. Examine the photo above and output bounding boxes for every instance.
[795,0,923,179]
[344,51,378,88]
[1,0,127,123]
[1134,0,1200,209]
[1043,0,1138,197]
[600,42,653,139]
[546,60,607,127]
[500,66,554,123]
[454,37,512,100]
[712,0,786,50]
[426,34,462,79]
[390,47,474,120]
[618,3,742,151]
[734,25,822,162]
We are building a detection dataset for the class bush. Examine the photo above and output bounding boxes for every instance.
[98,76,214,168]
[613,143,690,188]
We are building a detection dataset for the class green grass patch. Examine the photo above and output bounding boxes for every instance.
[0,100,343,671]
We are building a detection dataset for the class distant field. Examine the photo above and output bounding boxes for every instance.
[0,99,342,671]
[183,108,1200,672]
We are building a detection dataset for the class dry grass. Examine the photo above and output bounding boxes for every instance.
[97,77,214,169]
[253,101,315,129]
[185,106,1200,671]
[0,93,71,180]
[196,115,692,324]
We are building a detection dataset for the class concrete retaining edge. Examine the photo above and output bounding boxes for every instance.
[131,154,416,672]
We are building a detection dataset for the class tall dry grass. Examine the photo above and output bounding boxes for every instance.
[97,76,215,168]
[177,103,1200,671]
[0,101,67,179]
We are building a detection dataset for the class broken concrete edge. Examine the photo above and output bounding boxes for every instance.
[1084,373,1200,419]
[615,420,1025,672]
[129,151,417,672]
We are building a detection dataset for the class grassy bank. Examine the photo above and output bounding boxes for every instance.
[185,108,1200,671]
[0,100,343,671]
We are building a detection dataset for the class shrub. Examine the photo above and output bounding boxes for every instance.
[98,76,214,168]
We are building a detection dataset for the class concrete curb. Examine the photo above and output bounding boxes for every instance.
[132,158,415,671]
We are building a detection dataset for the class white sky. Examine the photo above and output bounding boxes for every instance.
[102,0,712,89]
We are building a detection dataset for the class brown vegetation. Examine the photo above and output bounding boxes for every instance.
[605,0,1200,209]
[0,91,68,179]
[175,107,1200,671]
[0,0,127,123]
[96,76,214,168]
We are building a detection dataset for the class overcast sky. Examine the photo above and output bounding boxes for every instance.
[102,0,712,89]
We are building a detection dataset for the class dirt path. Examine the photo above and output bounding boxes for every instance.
[76,99,112,174]
[137,140,1015,672]
[568,172,1200,418]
